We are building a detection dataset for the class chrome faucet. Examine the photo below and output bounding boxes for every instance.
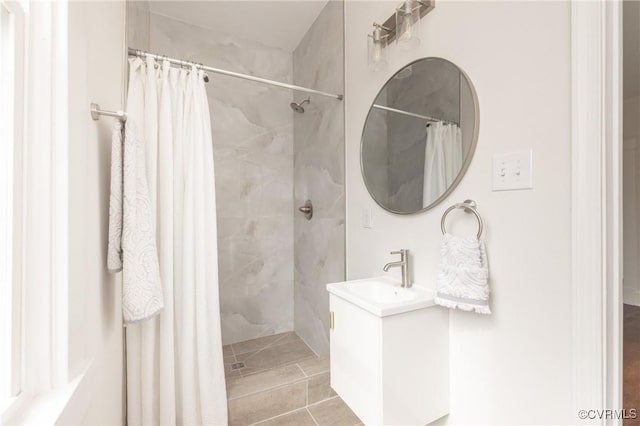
[383,249,411,288]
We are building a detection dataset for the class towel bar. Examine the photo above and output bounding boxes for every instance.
[90,103,127,122]
[440,199,483,239]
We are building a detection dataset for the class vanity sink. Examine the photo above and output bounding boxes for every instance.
[326,276,435,317]
[327,277,449,426]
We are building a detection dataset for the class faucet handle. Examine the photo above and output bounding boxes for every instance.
[390,249,407,256]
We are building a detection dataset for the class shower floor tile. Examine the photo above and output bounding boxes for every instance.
[225,332,361,426]
[223,344,234,357]
[231,332,295,356]
[236,339,315,374]
[226,364,306,399]
[226,332,315,377]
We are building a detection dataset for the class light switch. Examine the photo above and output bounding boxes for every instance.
[492,150,533,191]
[362,207,373,228]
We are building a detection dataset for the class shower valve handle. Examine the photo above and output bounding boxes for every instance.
[298,200,313,220]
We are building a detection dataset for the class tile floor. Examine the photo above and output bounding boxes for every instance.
[625,304,640,425]
[223,332,362,426]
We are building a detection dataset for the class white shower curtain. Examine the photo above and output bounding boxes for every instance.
[423,122,463,207]
[124,56,227,425]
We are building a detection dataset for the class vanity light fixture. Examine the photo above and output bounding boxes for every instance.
[396,0,423,49]
[366,0,435,72]
[368,23,390,71]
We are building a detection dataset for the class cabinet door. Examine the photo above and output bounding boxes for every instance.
[329,295,382,424]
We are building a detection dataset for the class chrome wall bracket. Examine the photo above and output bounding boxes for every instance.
[90,103,127,122]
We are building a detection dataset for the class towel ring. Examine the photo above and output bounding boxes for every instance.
[440,199,483,239]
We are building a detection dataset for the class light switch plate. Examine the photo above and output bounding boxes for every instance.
[492,150,533,191]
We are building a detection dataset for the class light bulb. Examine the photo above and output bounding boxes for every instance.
[373,44,382,62]
[396,0,421,49]
[368,24,388,71]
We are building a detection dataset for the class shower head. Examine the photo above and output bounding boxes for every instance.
[290,97,310,113]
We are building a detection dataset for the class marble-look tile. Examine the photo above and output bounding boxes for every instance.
[297,356,329,376]
[254,408,316,426]
[220,280,294,345]
[127,1,150,51]
[149,13,295,346]
[228,381,307,426]
[149,4,348,349]
[235,339,315,372]
[293,2,344,95]
[226,364,305,400]
[307,372,336,404]
[292,1,345,357]
[307,397,361,426]
[294,219,345,354]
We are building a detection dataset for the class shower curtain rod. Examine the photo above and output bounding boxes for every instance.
[372,104,458,126]
[128,48,344,101]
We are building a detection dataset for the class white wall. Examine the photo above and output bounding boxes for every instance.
[345,1,573,424]
[56,2,125,424]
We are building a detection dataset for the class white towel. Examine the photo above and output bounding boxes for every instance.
[107,120,164,324]
[107,122,124,273]
[434,233,491,314]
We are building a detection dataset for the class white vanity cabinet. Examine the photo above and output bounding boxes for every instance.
[327,277,449,426]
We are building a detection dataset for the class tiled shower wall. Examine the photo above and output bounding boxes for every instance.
[293,2,346,356]
[128,4,296,345]
[127,1,150,51]
[126,2,345,351]
[154,17,295,345]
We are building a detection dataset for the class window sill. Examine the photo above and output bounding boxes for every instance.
[1,362,90,425]
[0,396,18,418]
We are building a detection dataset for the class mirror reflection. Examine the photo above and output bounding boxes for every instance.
[361,57,479,214]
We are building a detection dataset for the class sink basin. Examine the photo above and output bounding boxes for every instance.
[326,276,436,317]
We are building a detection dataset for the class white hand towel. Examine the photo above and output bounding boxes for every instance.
[107,122,124,272]
[434,233,491,314]
[107,120,164,323]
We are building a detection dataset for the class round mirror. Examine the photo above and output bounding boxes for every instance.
[361,57,479,214]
